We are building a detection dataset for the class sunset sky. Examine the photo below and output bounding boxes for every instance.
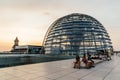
[0,0,119,51]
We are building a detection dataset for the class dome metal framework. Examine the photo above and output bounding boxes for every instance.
[43,13,113,55]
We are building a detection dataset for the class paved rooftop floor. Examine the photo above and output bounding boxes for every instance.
[0,55,119,80]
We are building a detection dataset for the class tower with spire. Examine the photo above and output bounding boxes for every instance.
[12,37,19,50]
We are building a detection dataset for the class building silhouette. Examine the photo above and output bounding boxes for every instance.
[11,37,43,54]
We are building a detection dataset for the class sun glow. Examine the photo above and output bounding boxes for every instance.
[0,0,119,51]
[0,9,55,51]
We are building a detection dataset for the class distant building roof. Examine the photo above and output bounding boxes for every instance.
[15,45,42,49]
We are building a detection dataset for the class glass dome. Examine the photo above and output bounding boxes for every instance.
[43,13,113,55]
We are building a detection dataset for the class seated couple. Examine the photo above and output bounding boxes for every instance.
[74,54,94,69]
[82,53,94,68]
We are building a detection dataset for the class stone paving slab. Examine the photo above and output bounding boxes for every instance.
[0,55,119,80]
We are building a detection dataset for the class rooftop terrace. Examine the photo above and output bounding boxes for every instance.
[0,55,119,80]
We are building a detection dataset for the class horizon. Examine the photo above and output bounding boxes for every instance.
[0,0,120,51]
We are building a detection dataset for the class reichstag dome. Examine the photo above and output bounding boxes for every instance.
[43,13,113,55]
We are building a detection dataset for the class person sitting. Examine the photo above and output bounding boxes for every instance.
[82,54,88,67]
[82,54,93,68]
[106,52,112,61]
[74,55,80,69]
[87,54,94,67]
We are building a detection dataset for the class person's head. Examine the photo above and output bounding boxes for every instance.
[83,53,86,57]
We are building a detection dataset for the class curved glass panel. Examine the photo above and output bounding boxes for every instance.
[43,13,113,55]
